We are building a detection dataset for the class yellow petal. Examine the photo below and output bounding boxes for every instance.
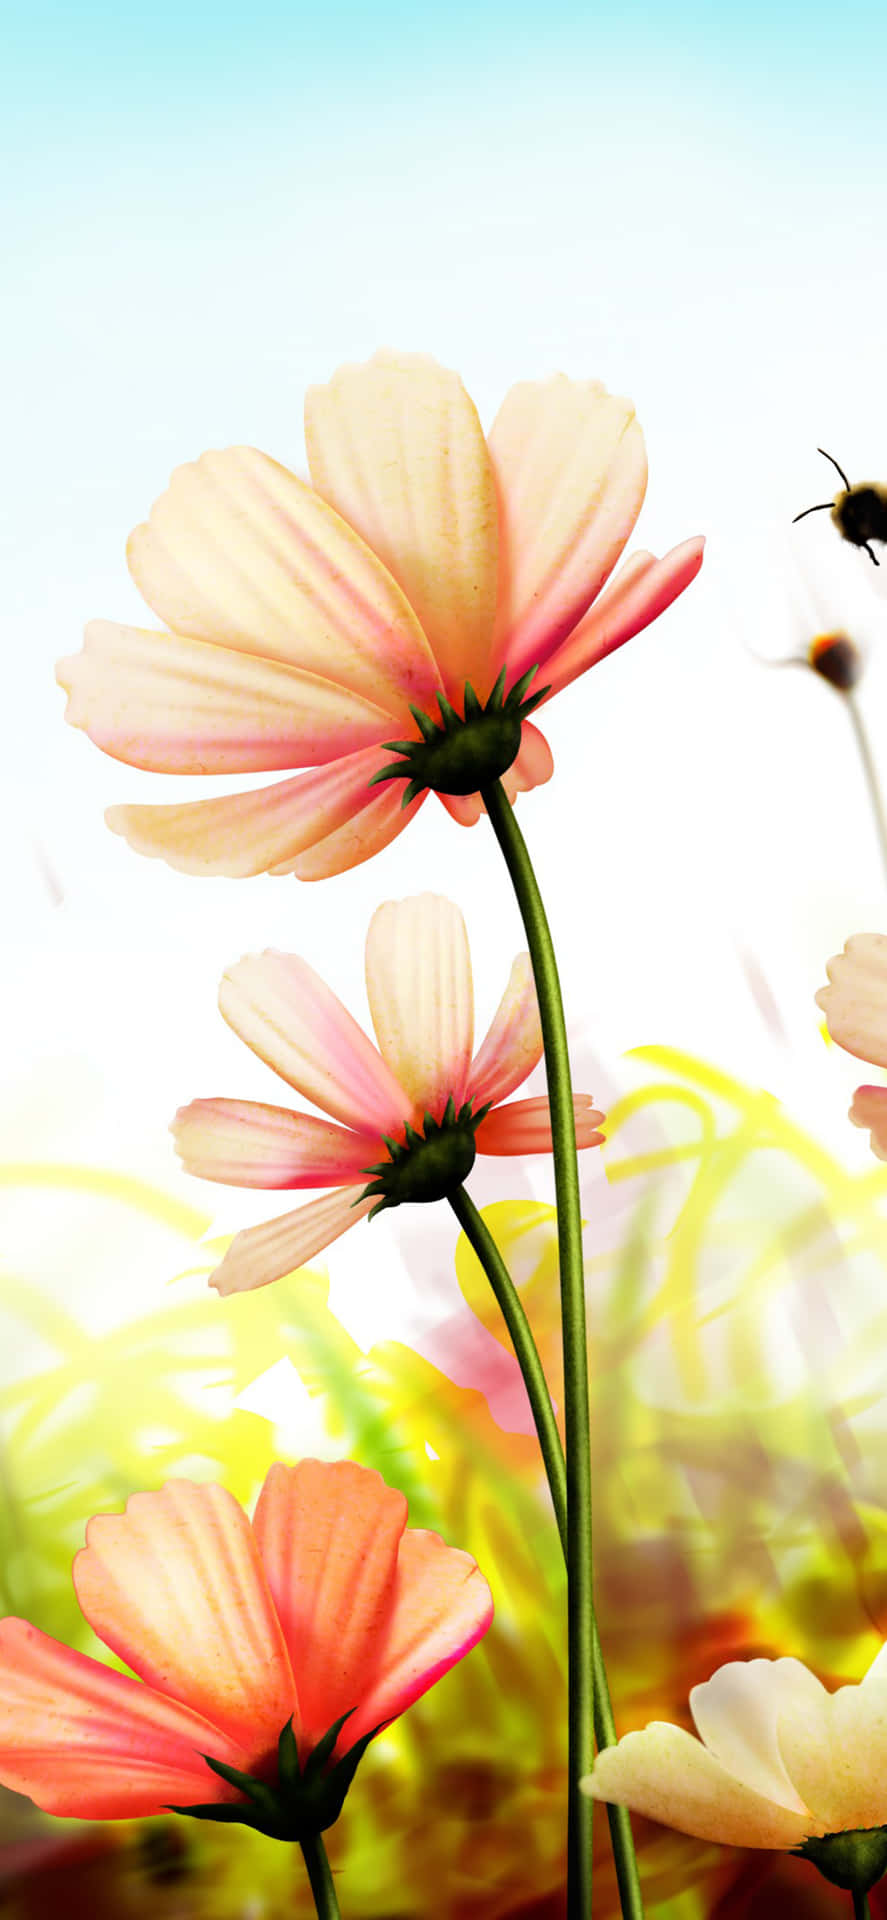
[583,1723,813,1849]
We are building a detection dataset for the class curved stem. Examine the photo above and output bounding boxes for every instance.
[481,777,642,1919]
[300,1831,341,1919]
[846,692,887,889]
[852,1891,871,1920]
[448,1183,644,1919]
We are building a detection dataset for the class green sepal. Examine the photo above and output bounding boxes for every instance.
[167,1799,256,1825]
[462,681,482,719]
[487,665,508,709]
[169,1712,381,1845]
[200,1752,280,1816]
[301,1709,356,1780]
[401,779,424,808]
[277,1716,302,1792]
[408,703,440,743]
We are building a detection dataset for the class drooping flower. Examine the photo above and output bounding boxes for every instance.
[172,892,604,1295]
[0,1460,493,1826]
[816,934,887,1158]
[582,1651,887,1896]
[57,351,703,880]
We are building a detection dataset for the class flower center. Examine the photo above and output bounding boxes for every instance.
[360,1097,489,1216]
[808,631,863,691]
[800,1826,887,1895]
[367,666,550,803]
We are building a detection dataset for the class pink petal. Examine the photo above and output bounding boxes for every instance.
[816,933,887,1069]
[104,744,419,879]
[252,1461,407,1753]
[364,895,474,1117]
[467,955,542,1109]
[172,1099,380,1189]
[475,1094,605,1156]
[541,536,706,699]
[850,1085,887,1159]
[126,444,440,715]
[209,1187,373,1296]
[57,623,394,775]
[0,1619,252,1820]
[285,777,427,881]
[305,351,498,700]
[343,1527,493,1748]
[73,1482,296,1758]
[219,951,413,1133]
[487,376,647,686]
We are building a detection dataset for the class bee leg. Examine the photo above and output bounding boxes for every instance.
[863,542,880,566]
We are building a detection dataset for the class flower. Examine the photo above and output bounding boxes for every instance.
[0,1459,493,1823]
[57,351,703,880]
[582,1649,887,1882]
[173,893,604,1295]
[816,934,887,1158]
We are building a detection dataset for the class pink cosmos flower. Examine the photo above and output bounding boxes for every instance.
[0,1460,493,1821]
[816,932,887,1158]
[173,893,604,1295]
[57,351,703,880]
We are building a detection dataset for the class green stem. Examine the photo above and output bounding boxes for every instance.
[300,1831,341,1920]
[481,777,641,1920]
[846,692,887,890]
[852,1892,871,1920]
[448,1184,644,1919]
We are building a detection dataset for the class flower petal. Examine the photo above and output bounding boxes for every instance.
[209,1187,373,1296]
[342,1526,494,1749]
[104,745,416,879]
[475,1094,605,1156]
[582,1723,813,1849]
[467,955,542,1109]
[126,445,440,714]
[285,778,427,881]
[364,895,474,1117]
[0,1619,251,1819]
[252,1460,407,1753]
[776,1677,887,1831]
[816,934,887,1069]
[172,1099,379,1189]
[487,376,647,685]
[850,1085,887,1159]
[58,622,394,774]
[73,1482,296,1758]
[219,951,413,1133]
[689,1659,822,1813]
[305,351,499,698]
[541,537,705,700]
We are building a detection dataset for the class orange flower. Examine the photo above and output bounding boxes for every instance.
[57,352,703,880]
[173,893,604,1295]
[0,1461,492,1823]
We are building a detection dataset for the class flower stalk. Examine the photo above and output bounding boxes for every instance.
[448,1183,644,1917]
[480,777,638,1919]
[301,1831,342,1920]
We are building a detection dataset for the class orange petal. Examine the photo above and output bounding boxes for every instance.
[73,1482,296,1759]
[57,623,392,774]
[475,1094,605,1155]
[467,955,542,1109]
[488,376,647,685]
[541,536,705,699]
[0,1618,252,1820]
[172,1099,380,1189]
[104,745,411,879]
[365,895,474,1118]
[252,1461,408,1752]
[126,445,440,715]
[342,1527,494,1748]
[285,778,427,881]
[305,352,498,699]
[219,951,413,1133]
[209,1187,374,1296]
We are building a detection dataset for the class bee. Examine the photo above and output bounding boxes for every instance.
[793,448,887,566]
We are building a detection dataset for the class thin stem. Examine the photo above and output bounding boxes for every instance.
[481,778,642,1920]
[300,1831,341,1920]
[852,1891,871,1920]
[448,1183,644,1918]
[846,692,887,888]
